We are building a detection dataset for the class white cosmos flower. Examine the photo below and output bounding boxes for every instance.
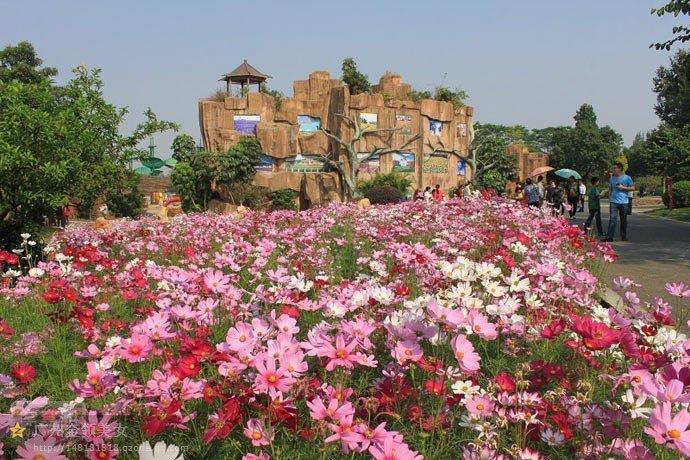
[138,441,184,460]
[288,275,313,293]
[28,267,45,278]
[451,380,480,396]
[510,241,528,254]
[621,390,652,419]
[20,233,31,239]
[370,286,394,305]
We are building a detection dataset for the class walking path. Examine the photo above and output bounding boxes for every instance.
[571,203,690,322]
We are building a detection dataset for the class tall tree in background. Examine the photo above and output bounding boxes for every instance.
[0,41,57,84]
[171,134,198,163]
[341,58,371,95]
[549,104,622,175]
[0,42,178,246]
[653,50,690,127]
[470,124,519,191]
[651,0,690,50]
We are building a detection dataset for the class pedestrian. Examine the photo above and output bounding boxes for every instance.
[432,184,443,202]
[602,162,634,242]
[514,185,524,201]
[423,186,432,202]
[566,176,579,219]
[536,175,545,206]
[583,177,603,237]
[523,178,541,208]
[552,181,566,216]
[627,190,634,215]
[413,189,423,201]
[545,180,556,205]
[578,179,586,212]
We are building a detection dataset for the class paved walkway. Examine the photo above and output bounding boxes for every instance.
[571,204,690,322]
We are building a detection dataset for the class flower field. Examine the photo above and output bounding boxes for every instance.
[1,197,690,459]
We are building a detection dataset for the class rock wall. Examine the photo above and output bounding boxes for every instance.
[506,144,550,182]
[199,70,475,205]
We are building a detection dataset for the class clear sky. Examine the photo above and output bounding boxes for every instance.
[1,0,683,156]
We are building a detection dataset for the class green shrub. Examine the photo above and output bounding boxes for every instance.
[358,172,412,196]
[224,183,272,209]
[365,185,403,204]
[105,174,144,218]
[662,180,690,208]
[476,169,508,193]
[271,189,297,211]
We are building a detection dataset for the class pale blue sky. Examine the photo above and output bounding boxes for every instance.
[1,0,683,156]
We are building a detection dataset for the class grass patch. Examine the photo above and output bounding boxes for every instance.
[645,206,690,222]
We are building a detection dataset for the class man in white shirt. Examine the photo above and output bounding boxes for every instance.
[577,180,586,212]
[536,175,545,206]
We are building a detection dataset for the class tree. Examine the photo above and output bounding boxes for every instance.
[408,86,469,108]
[341,58,370,95]
[468,127,518,189]
[653,50,690,127]
[645,124,690,182]
[651,0,690,50]
[549,104,622,175]
[0,41,57,84]
[172,134,197,163]
[319,113,421,200]
[0,58,178,244]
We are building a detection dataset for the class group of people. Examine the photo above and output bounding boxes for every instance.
[413,184,446,203]
[512,162,635,242]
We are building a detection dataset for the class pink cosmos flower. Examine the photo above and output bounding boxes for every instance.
[226,322,257,352]
[644,402,690,456]
[80,410,118,445]
[369,436,423,460]
[321,334,360,371]
[253,356,295,398]
[465,394,495,417]
[666,282,690,298]
[393,340,423,365]
[450,334,481,373]
[242,453,271,460]
[643,379,690,404]
[307,396,354,421]
[427,301,465,327]
[118,333,153,363]
[203,269,231,294]
[16,435,68,460]
[467,310,498,340]
[243,418,273,446]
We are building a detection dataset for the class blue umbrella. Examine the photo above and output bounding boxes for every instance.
[554,168,581,180]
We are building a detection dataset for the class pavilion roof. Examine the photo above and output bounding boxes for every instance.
[219,60,271,83]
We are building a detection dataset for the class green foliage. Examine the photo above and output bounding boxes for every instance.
[171,137,262,211]
[476,169,508,192]
[208,89,226,102]
[635,175,664,195]
[365,185,404,204]
[270,189,297,211]
[259,83,285,110]
[0,41,57,84]
[0,46,178,248]
[651,0,690,50]
[644,123,690,181]
[663,180,690,207]
[105,173,144,218]
[549,104,623,175]
[171,162,202,212]
[171,133,197,163]
[224,183,272,208]
[357,172,412,196]
[472,122,567,154]
[653,49,690,127]
[408,86,468,108]
[341,58,370,95]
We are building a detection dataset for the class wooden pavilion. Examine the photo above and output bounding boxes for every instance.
[219,60,270,94]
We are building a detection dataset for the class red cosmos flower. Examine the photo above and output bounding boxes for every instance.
[416,356,443,373]
[641,325,657,336]
[183,246,196,258]
[424,378,445,396]
[202,398,241,443]
[543,364,564,380]
[541,318,566,339]
[280,305,300,319]
[569,314,620,351]
[494,372,516,393]
[42,289,62,304]
[11,361,36,384]
[570,238,584,249]
[174,355,201,379]
[420,413,448,432]
[406,405,423,421]
[395,284,411,297]
[551,411,573,439]
[0,319,14,337]
[142,400,182,438]
[0,250,19,265]
[653,311,675,326]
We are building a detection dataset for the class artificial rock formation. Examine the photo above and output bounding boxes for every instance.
[506,144,550,182]
[199,70,475,206]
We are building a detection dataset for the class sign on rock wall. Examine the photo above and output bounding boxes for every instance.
[392,152,415,173]
[395,113,413,135]
[234,115,260,135]
[359,113,378,131]
[357,153,380,174]
[298,115,321,133]
[457,160,467,176]
[429,119,442,136]
[457,123,467,137]
[286,154,328,173]
[422,154,448,174]
[255,154,274,173]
